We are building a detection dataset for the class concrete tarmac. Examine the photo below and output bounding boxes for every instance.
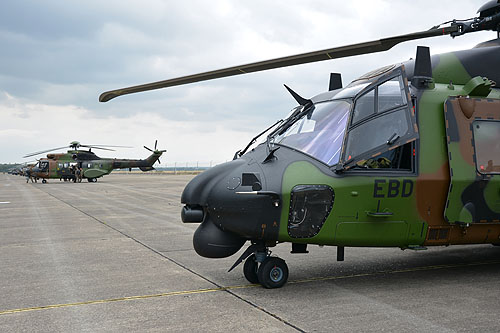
[1,173,499,332]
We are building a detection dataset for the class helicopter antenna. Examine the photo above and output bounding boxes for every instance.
[411,46,433,88]
[329,73,343,91]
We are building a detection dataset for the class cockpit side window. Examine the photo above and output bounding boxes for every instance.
[351,75,408,126]
[39,161,49,171]
[351,90,375,124]
[473,120,500,174]
[378,76,407,113]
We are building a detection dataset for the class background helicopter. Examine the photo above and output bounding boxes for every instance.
[100,1,500,288]
[24,140,166,183]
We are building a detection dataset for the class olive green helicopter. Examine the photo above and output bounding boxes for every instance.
[99,1,500,288]
[24,140,165,183]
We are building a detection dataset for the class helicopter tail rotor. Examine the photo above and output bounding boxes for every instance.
[144,140,166,165]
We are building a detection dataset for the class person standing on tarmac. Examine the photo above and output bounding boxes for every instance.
[25,168,31,183]
[72,165,78,183]
[76,167,83,183]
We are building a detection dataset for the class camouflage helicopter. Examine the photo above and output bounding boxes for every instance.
[100,1,500,288]
[24,140,165,183]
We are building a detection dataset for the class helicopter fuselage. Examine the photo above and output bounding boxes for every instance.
[182,39,500,264]
[30,150,163,182]
[100,1,500,287]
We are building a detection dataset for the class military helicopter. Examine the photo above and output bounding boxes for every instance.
[24,140,166,183]
[100,1,500,288]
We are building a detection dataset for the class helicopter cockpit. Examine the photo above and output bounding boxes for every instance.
[38,161,49,171]
[270,64,418,171]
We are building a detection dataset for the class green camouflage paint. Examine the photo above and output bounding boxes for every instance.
[278,161,424,247]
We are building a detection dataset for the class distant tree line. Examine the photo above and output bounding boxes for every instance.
[0,163,22,172]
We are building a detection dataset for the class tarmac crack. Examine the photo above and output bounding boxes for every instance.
[34,187,306,332]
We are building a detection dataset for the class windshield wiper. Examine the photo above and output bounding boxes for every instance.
[233,119,283,159]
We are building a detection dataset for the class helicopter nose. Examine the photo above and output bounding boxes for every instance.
[181,158,247,209]
[181,157,281,258]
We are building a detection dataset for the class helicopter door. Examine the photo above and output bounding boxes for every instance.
[444,97,500,224]
[334,65,419,247]
[342,64,419,169]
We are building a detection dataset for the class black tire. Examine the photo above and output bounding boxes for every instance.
[42,179,47,184]
[257,257,288,289]
[243,255,259,284]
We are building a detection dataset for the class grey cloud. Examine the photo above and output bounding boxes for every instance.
[0,0,494,163]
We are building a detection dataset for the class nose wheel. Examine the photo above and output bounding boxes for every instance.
[243,254,259,284]
[257,257,289,289]
[243,252,289,288]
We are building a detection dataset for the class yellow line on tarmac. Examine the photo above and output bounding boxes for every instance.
[1,260,499,316]
[0,284,259,316]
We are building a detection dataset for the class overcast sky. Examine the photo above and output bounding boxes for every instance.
[0,1,495,165]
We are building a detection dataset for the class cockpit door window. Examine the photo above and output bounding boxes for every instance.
[342,65,418,169]
[345,109,409,158]
[378,76,407,113]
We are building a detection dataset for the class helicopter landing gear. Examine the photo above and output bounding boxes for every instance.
[42,179,47,184]
[241,247,289,288]
[87,178,97,183]
[258,257,289,289]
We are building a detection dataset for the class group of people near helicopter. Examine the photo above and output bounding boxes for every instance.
[61,165,83,183]
[24,164,84,183]
[25,168,37,183]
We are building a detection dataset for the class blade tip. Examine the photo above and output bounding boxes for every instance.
[99,91,119,103]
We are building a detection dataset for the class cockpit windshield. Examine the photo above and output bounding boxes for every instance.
[271,100,351,166]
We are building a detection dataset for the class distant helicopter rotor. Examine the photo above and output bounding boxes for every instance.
[23,141,132,158]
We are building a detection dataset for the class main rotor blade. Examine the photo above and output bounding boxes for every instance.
[91,147,115,152]
[80,145,115,152]
[100,26,459,102]
[81,144,133,148]
[144,146,153,152]
[23,146,69,158]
